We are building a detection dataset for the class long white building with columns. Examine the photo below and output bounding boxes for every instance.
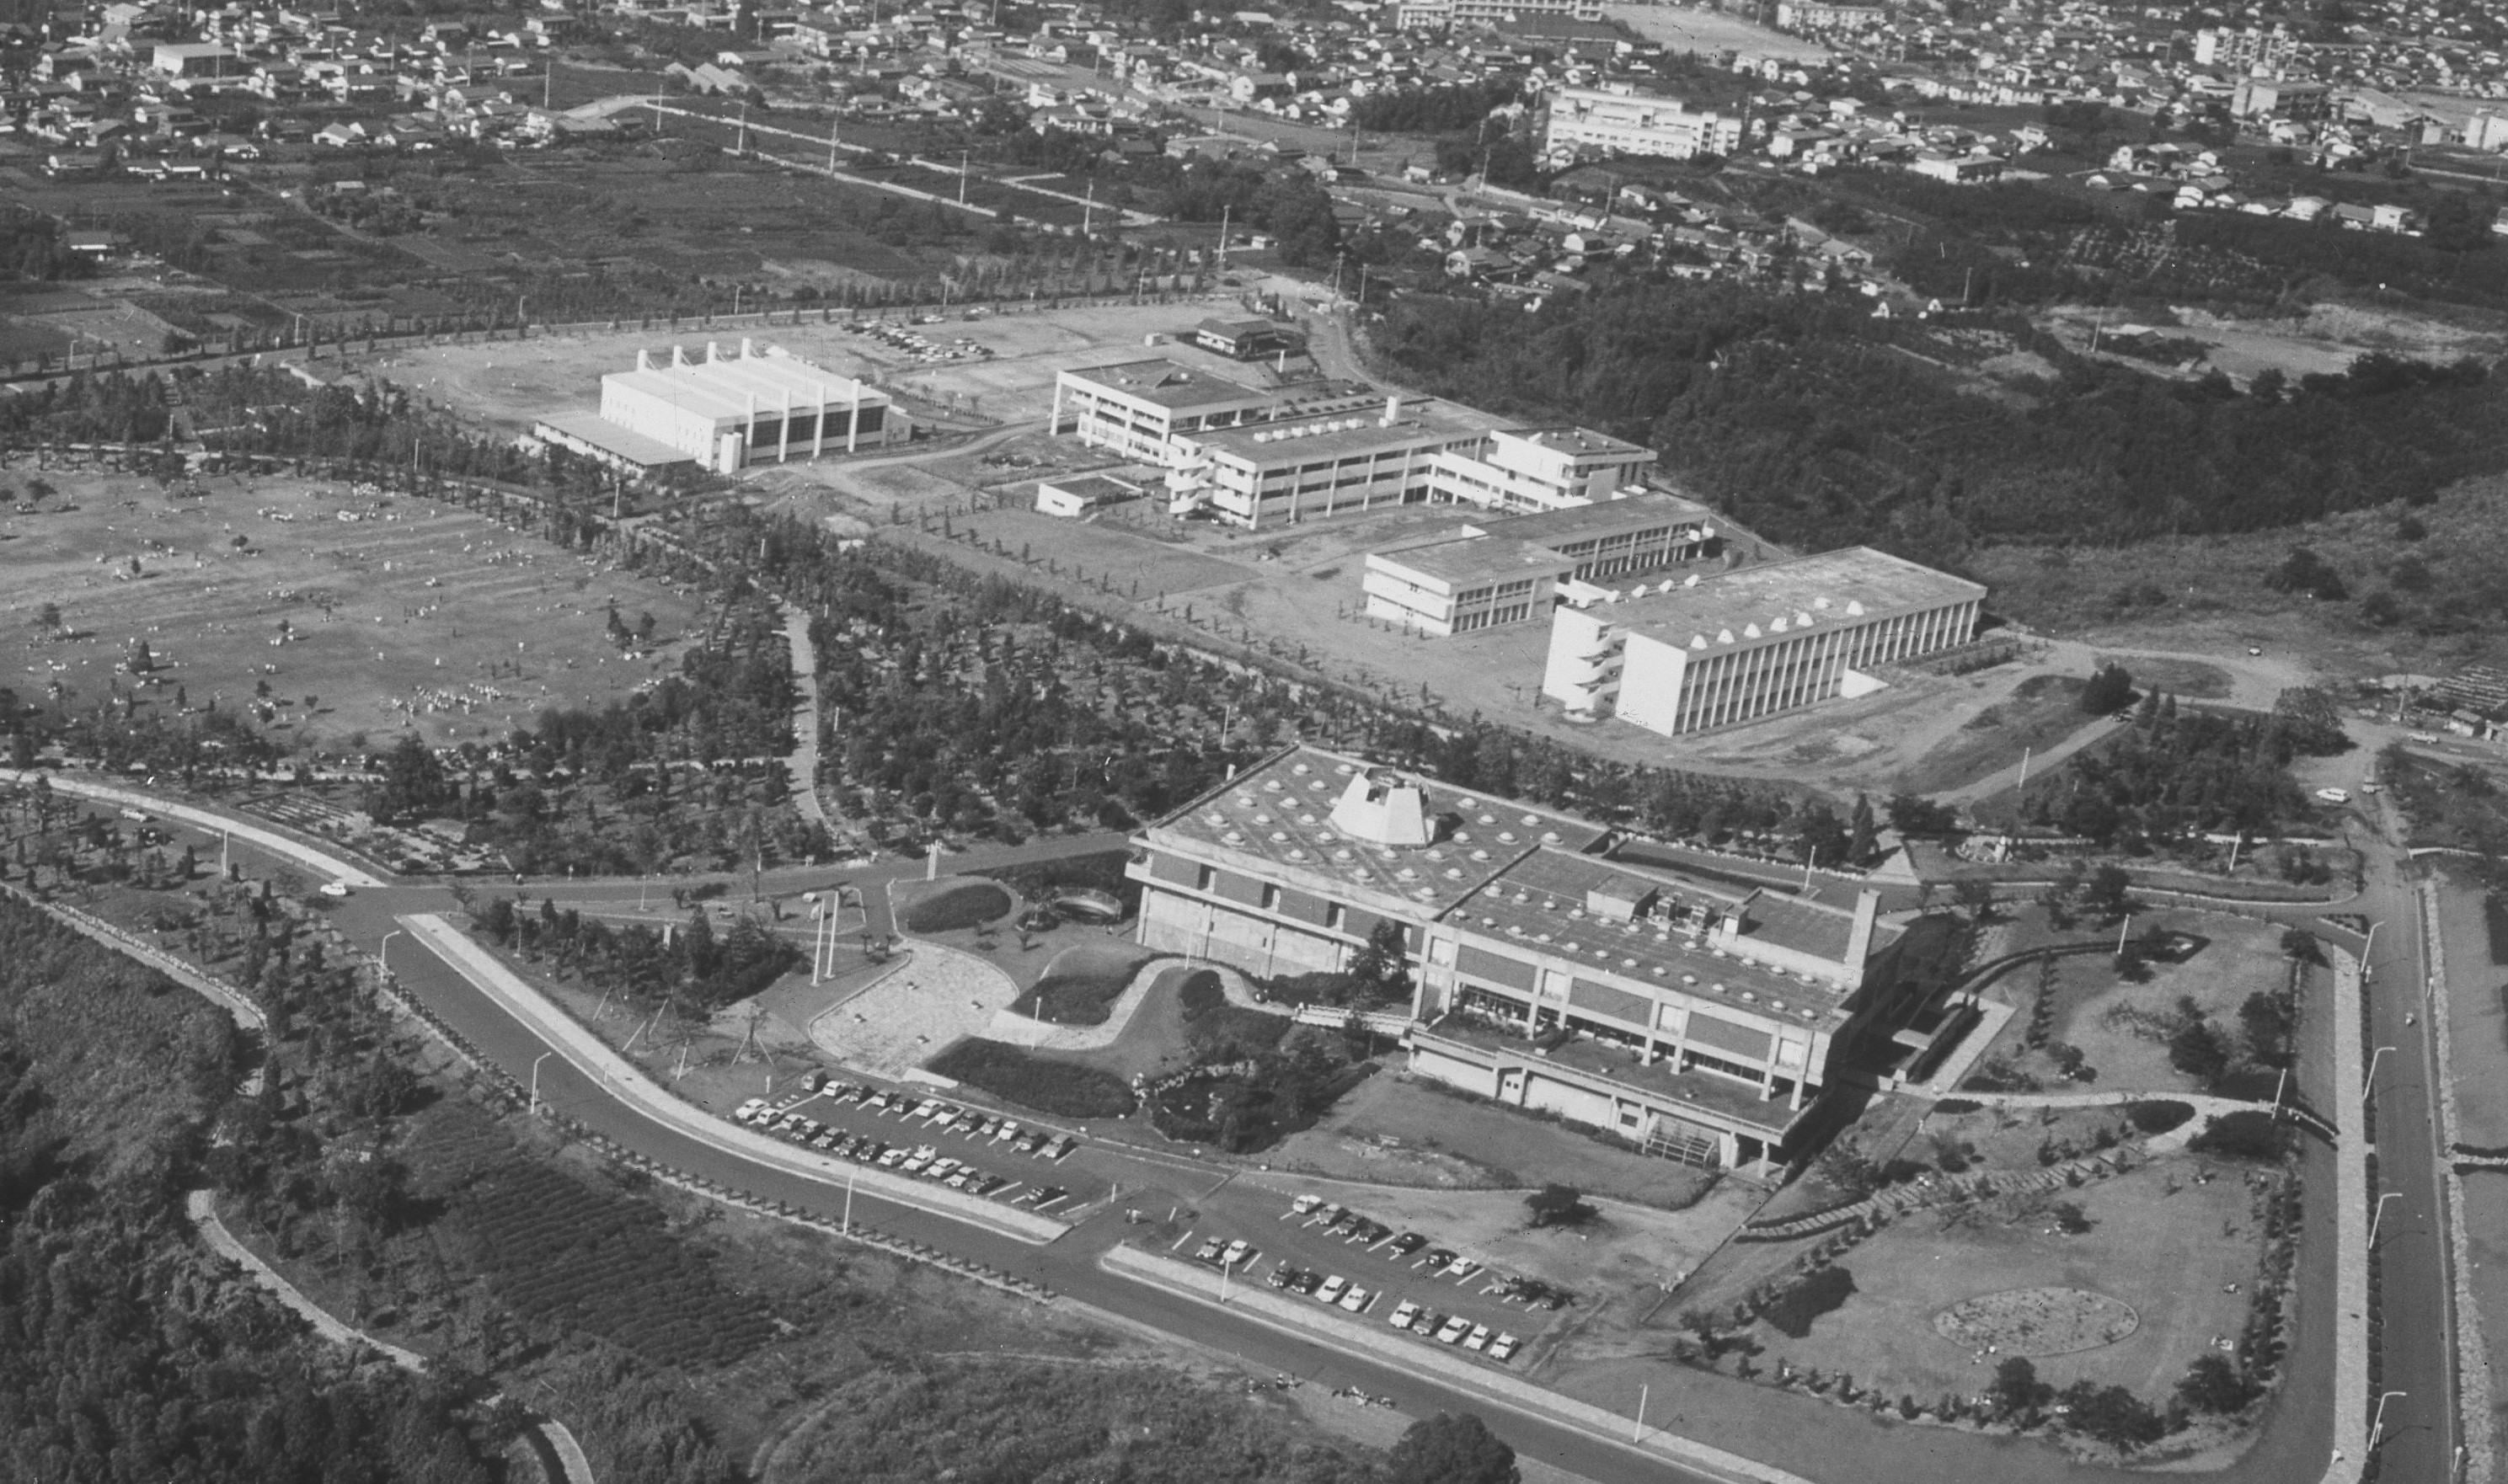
[586,339,902,473]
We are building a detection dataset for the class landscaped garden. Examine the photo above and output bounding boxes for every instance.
[896,878,1015,934]
[1010,942,1159,1025]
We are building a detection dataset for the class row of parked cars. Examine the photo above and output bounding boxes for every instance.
[1245,1252,1522,1364]
[731,1091,1072,1207]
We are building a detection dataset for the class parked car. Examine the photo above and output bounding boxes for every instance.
[1488,1334,1520,1362]
[1270,1265,1307,1290]
[1417,1248,1457,1270]
[1445,1258,1483,1280]
[1388,1232,1428,1258]
[1292,1195,1323,1215]
[1317,1275,1348,1305]
[734,1099,766,1122]
[1286,1270,1324,1295]
[925,1158,960,1182]
[993,1120,1022,1144]
[1195,1239,1226,1263]
[877,1147,908,1167]
[1464,1325,1492,1351]
[1436,1317,1471,1345]
[1338,1285,1372,1313]
[1042,1135,1077,1161]
[1222,1239,1252,1268]
[1388,1300,1421,1329]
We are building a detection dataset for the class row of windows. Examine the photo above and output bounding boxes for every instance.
[1193,864,1350,931]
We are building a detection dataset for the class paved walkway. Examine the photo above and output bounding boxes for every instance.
[188,1189,431,1370]
[2320,948,2369,1484]
[778,601,836,839]
[807,940,1022,1076]
[1,769,387,886]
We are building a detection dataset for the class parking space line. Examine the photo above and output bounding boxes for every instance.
[1168,1229,1196,1252]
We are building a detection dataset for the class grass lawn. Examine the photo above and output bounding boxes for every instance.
[896,877,1013,933]
[1274,1072,1723,1209]
[1678,1159,2264,1406]
[1965,915,2295,1097]
[1010,941,1158,1024]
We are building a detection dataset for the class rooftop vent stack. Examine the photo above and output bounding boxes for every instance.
[1382,394,1401,425]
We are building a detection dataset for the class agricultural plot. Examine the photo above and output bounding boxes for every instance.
[0,471,703,750]
[461,1159,778,1368]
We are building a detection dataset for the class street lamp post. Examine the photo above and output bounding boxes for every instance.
[529,1050,553,1116]
[379,928,403,975]
[2372,1190,2404,1245]
[2366,1045,2395,1106]
[2373,1390,2408,1450]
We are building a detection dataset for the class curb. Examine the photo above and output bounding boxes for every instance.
[1100,1242,1815,1484]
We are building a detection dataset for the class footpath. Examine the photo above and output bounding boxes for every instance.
[2421,882,2500,1483]
[2321,948,2370,1484]
[398,913,1064,1243]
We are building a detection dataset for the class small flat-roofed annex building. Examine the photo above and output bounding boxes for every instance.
[1543,547,1987,734]
[1053,360,1280,466]
[1035,472,1142,517]
[1192,315,1307,360]
[597,340,900,473]
[1127,745,1940,1169]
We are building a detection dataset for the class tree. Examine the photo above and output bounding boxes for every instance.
[1885,792,1958,836]
[2059,1380,2165,1449]
[1389,1412,1519,1484]
[2238,990,2295,1066]
[2279,927,2320,964]
[2168,1006,2230,1083]
[1847,793,1878,864]
[1952,877,1996,921]
[1990,1356,2051,1421]
[2265,546,2346,601]
[2081,863,2131,919]
[2079,663,2136,715]
[1525,1183,1598,1228]
[2175,1353,2258,1414]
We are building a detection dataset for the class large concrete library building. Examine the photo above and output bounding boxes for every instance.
[1129,746,1955,1170]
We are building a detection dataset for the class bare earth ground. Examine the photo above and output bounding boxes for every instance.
[351,296,1267,438]
[0,469,702,748]
[1603,3,1837,61]
[2040,301,2508,386]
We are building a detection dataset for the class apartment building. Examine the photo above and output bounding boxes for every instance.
[1129,747,1939,1169]
[1543,547,1986,734]
[1544,83,1742,161]
[1398,0,1604,29]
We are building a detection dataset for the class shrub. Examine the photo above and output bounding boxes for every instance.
[1932,1097,1982,1115]
[1175,968,1226,1016]
[899,880,1013,932]
[2167,1012,2230,1082]
[1990,1356,2051,1421]
[1526,1183,1598,1228]
[2059,1381,2166,1450]
[1759,1266,1856,1339]
[923,1038,1136,1117]
[2188,1109,2290,1161]
[2175,1353,2259,1414]
[2125,1099,2196,1134]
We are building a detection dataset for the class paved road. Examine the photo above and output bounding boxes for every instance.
[25,771,2414,1484]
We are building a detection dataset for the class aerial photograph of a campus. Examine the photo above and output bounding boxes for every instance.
[7,0,2508,1479]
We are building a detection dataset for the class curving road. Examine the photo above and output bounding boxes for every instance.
[18,770,2426,1484]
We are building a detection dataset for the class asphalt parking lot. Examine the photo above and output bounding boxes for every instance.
[1158,1191,1570,1368]
[740,1079,1099,1214]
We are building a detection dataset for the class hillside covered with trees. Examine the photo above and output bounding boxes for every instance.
[1371,282,2508,572]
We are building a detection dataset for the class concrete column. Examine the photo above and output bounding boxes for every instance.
[744,392,757,470]
[778,388,791,462]
[813,382,826,457]
[848,382,861,453]
[1049,376,1064,437]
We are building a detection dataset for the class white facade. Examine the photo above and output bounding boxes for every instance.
[1052,360,1279,467]
[1543,547,1987,734]
[1545,85,1741,161]
[597,340,896,473]
[1427,425,1656,515]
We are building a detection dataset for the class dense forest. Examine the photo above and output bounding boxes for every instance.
[0,896,504,1484]
[1372,281,2508,568]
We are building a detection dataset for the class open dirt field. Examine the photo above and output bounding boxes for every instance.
[0,470,703,750]
[352,296,1265,439]
[1605,3,1836,61]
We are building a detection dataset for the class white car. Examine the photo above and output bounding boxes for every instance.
[1436,1316,1471,1345]
[734,1099,766,1123]
[1291,1194,1322,1215]
[1464,1324,1492,1351]
[1488,1334,1520,1362]
[2409,732,2439,744]
[1338,1285,1372,1313]
[2315,787,2350,805]
[992,1120,1022,1144]
[318,881,351,899]
[1388,1300,1421,1329]
[1222,1239,1252,1268]
[1316,1275,1348,1305]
